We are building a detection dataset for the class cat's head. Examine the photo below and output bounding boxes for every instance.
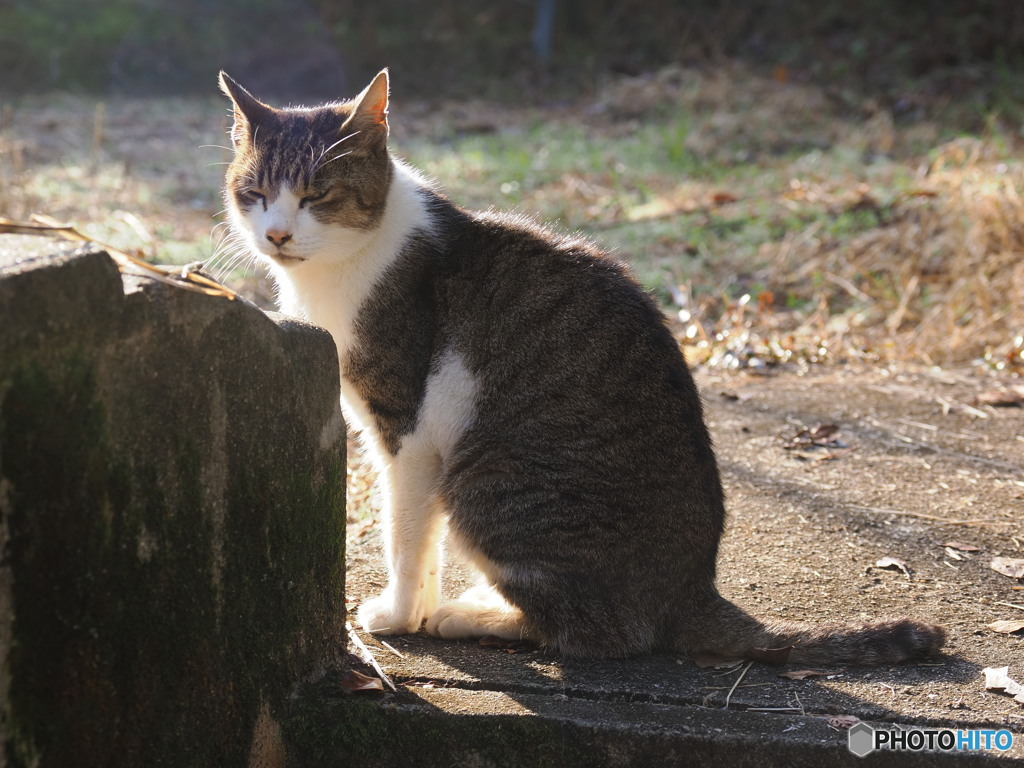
[219,70,393,268]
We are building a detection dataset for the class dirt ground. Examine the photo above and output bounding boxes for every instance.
[344,363,1024,747]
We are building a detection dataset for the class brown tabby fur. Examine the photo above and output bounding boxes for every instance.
[220,70,946,665]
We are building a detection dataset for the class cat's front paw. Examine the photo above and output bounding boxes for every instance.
[358,589,434,638]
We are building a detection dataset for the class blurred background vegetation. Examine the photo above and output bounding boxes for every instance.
[1,1,1023,374]
[2,0,1023,109]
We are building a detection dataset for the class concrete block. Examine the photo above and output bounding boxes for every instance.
[0,237,347,768]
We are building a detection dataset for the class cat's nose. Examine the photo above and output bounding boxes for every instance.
[266,229,293,247]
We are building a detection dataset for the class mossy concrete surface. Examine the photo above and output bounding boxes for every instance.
[0,236,347,768]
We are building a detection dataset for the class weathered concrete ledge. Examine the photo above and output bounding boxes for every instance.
[0,237,347,767]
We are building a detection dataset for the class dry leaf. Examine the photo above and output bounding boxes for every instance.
[876,556,912,577]
[826,715,861,731]
[779,669,826,680]
[339,669,385,693]
[974,386,1024,407]
[982,666,1024,703]
[989,620,1024,634]
[943,541,981,552]
[690,652,744,670]
[784,423,843,449]
[992,557,1024,579]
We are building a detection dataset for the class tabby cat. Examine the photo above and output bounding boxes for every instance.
[219,69,945,664]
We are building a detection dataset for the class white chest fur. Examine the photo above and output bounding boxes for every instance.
[240,160,448,462]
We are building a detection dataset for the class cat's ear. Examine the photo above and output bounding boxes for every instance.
[343,69,390,145]
[218,71,273,146]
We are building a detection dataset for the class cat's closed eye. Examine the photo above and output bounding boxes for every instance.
[238,188,267,210]
[299,191,328,208]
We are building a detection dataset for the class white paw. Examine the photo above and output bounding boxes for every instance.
[358,593,421,635]
[358,579,440,636]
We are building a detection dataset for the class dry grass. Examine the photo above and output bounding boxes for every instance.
[574,66,1024,372]
[1,66,1022,374]
[674,138,1024,372]
[4,66,1020,525]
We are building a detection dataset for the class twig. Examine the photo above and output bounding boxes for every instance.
[346,622,397,692]
[0,216,239,301]
[994,602,1024,612]
[935,396,989,420]
[850,505,1010,528]
[823,272,873,304]
[723,661,753,710]
[746,706,803,713]
[379,640,406,658]
[700,682,773,691]
[791,691,805,716]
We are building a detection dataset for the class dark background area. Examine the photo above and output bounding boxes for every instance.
[2,0,1023,115]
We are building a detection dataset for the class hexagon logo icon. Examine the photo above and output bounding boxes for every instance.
[848,722,875,757]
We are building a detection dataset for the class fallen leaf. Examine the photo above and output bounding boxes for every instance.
[779,669,827,680]
[690,652,744,670]
[876,557,912,577]
[974,386,1024,408]
[826,715,861,731]
[711,191,738,205]
[992,557,1024,579]
[982,666,1024,703]
[989,620,1024,634]
[339,669,385,693]
[943,541,981,552]
[784,423,841,448]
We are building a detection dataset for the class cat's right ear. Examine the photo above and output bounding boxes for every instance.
[218,71,272,146]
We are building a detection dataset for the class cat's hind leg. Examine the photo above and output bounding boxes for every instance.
[425,583,535,642]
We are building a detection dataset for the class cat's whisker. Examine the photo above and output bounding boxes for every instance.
[316,131,360,163]
[211,247,251,282]
[313,149,354,174]
[312,131,361,174]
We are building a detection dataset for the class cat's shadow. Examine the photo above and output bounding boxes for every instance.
[347,526,981,731]
[369,629,979,731]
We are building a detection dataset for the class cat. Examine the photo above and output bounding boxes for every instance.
[219,69,946,664]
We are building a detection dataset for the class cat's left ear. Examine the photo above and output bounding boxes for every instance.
[344,69,390,143]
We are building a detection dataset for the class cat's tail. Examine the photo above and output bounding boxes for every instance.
[678,593,946,665]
